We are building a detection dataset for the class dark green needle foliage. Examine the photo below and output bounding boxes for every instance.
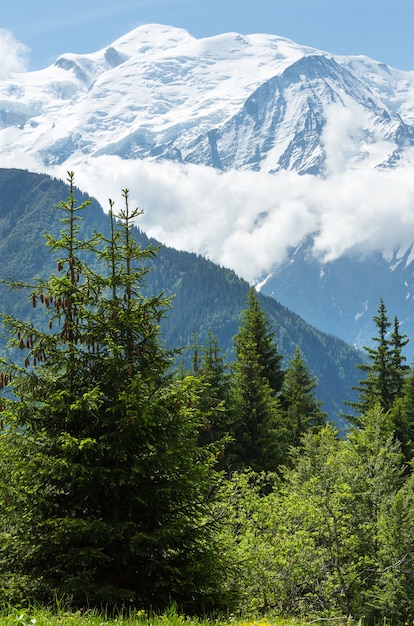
[280,346,327,451]
[190,331,231,453]
[227,288,285,472]
[389,371,414,464]
[0,173,226,612]
[348,299,409,417]
[233,288,284,395]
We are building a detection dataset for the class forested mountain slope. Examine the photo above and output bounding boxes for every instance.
[0,168,360,420]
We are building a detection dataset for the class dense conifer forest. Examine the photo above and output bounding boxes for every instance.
[1,171,414,623]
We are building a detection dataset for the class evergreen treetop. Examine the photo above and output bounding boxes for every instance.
[280,346,327,450]
[348,299,409,416]
[233,287,284,394]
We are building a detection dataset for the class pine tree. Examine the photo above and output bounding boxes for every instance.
[191,331,230,450]
[389,371,414,464]
[0,174,226,611]
[280,346,327,450]
[389,315,409,398]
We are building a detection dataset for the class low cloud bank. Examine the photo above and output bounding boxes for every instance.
[51,153,414,284]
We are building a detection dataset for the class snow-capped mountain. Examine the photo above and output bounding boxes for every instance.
[1,23,414,172]
[1,23,414,351]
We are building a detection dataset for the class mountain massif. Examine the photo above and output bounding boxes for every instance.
[0,24,414,352]
[0,24,413,173]
[0,25,414,174]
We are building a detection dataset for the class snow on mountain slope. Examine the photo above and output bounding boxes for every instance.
[0,24,313,167]
[182,53,414,173]
[1,23,414,173]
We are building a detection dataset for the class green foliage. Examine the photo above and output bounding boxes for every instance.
[189,332,231,455]
[388,371,414,463]
[218,407,407,622]
[2,169,414,622]
[233,289,284,395]
[373,473,414,622]
[0,174,227,612]
[0,603,311,626]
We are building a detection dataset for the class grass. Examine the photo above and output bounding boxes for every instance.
[0,606,317,626]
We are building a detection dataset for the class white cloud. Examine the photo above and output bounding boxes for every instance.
[47,147,414,286]
[0,29,30,79]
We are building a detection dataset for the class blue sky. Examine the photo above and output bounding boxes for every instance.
[2,0,414,71]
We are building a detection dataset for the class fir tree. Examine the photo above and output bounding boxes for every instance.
[389,315,409,398]
[191,331,230,451]
[233,288,284,395]
[0,174,226,611]
[389,371,414,464]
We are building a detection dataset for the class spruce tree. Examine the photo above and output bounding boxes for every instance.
[389,371,414,464]
[280,346,327,450]
[0,174,226,611]
[191,331,230,450]
[233,288,284,395]
[227,288,285,472]
[389,315,409,398]
[348,299,409,416]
